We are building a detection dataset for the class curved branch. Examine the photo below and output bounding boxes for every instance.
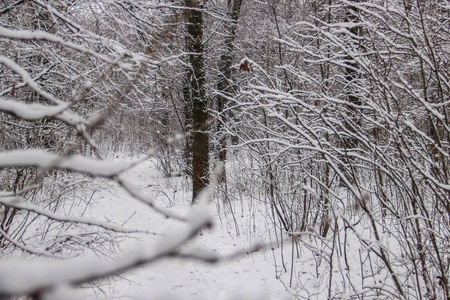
[0,209,213,298]
[0,149,128,178]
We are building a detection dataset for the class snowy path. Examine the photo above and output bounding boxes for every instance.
[85,158,292,300]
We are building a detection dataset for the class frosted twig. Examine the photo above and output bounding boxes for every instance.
[0,227,65,259]
[0,208,213,298]
[0,149,128,178]
[0,27,137,71]
[0,196,145,234]
[115,177,188,222]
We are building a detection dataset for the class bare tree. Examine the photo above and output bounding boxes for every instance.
[0,1,219,298]
[227,0,450,298]
[185,0,210,201]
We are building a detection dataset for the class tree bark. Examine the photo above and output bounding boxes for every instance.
[342,0,362,150]
[185,0,209,202]
[183,81,193,176]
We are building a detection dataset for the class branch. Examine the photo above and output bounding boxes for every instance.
[0,27,137,71]
[0,207,213,298]
[0,227,65,259]
[0,149,128,178]
[0,56,68,106]
[0,0,25,15]
[0,97,76,123]
[0,196,144,234]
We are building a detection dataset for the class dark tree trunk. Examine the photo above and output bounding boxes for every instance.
[342,0,362,150]
[185,0,209,202]
[336,0,363,190]
[183,82,193,176]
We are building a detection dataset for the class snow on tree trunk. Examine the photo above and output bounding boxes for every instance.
[185,0,209,202]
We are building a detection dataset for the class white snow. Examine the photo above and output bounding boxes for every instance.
[0,155,392,299]
[0,155,297,299]
[0,28,137,71]
[0,149,130,177]
[0,97,68,120]
[65,157,294,299]
[76,158,290,299]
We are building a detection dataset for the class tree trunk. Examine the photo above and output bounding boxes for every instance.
[338,0,362,188]
[183,81,193,176]
[342,0,362,151]
[186,0,209,202]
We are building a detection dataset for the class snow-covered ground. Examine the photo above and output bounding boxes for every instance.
[0,154,407,299]
[81,156,294,300]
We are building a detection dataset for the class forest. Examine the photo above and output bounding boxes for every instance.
[0,0,449,299]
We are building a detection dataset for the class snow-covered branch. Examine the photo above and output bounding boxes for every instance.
[0,27,138,71]
[0,56,68,106]
[0,227,65,259]
[0,149,128,178]
[0,96,79,124]
[0,206,213,298]
[0,196,144,234]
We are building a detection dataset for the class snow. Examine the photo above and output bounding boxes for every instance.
[0,156,295,299]
[0,154,413,299]
[0,28,137,71]
[0,149,130,177]
[75,158,293,299]
[0,97,68,120]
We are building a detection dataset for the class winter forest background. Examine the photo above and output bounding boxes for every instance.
[0,0,449,299]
